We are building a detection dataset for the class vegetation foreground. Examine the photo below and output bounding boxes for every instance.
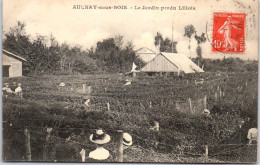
[3,71,257,162]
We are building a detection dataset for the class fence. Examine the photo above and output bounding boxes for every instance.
[3,76,254,162]
[3,126,257,163]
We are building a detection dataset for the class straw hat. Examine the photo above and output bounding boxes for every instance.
[89,129,111,144]
[203,109,210,115]
[123,133,132,146]
[59,82,65,87]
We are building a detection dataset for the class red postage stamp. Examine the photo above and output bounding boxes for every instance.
[212,12,246,53]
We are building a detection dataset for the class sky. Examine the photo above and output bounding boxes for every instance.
[2,0,259,60]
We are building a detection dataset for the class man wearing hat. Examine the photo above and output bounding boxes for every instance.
[123,132,133,150]
[88,128,111,161]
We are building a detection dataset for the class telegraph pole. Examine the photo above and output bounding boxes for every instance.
[171,17,174,53]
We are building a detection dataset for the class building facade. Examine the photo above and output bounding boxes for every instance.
[2,49,27,77]
[135,47,157,63]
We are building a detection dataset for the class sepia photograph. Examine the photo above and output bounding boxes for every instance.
[2,0,258,163]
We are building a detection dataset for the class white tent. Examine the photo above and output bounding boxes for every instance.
[131,62,138,72]
[141,52,204,74]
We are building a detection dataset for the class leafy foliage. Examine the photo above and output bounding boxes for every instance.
[3,22,138,75]
[154,32,177,53]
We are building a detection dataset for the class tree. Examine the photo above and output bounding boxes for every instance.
[114,35,124,49]
[93,35,137,73]
[194,33,206,67]
[3,22,35,75]
[161,38,177,53]
[154,32,177,53]
[184,25,195,58]
[58,42,70,72]
[154,32,163,51]
[120,41,135,73]
[3,21,100,75]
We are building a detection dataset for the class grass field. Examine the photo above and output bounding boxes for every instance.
[2,71,258,162]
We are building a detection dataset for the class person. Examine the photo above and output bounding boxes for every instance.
[123,132,133,150]
[2,83,13,97]
[88,129,111,161]
[10,82,17,92]
[55,127,79,162]
[150,121,160,132]
[218,16,241,51]
[247,128,257,145]
[14,83,23,97]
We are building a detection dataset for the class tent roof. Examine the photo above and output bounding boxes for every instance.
[140,52,204,73]
[160,52,204,73]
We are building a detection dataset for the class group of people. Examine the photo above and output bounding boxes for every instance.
[88,128,132,161]
[50,128,133,162]
[2,82,23,98]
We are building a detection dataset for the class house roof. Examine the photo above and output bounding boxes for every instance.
[141,52,204,73]
[135,47,156,54]
[3,49,27,61]
[159,52,204,73]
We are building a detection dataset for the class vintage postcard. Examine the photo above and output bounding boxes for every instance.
[2,0,258,163]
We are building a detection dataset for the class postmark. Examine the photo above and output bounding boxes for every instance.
[212,12,246,53]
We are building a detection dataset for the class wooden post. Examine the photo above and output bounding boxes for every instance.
[215,92,218,101]
[188,98,192,113]
[205,145,208,158]
[133,72,136,77]
[117,130,123,162]
[87,86,92,94]
[43,127,52,161]
[107,102,110,111]
[24,128,31,161]
[20,92,23,99]
[80,149,86,162]
[82,84,86,93]
[149,101,152,108]
[204,95,207,109]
